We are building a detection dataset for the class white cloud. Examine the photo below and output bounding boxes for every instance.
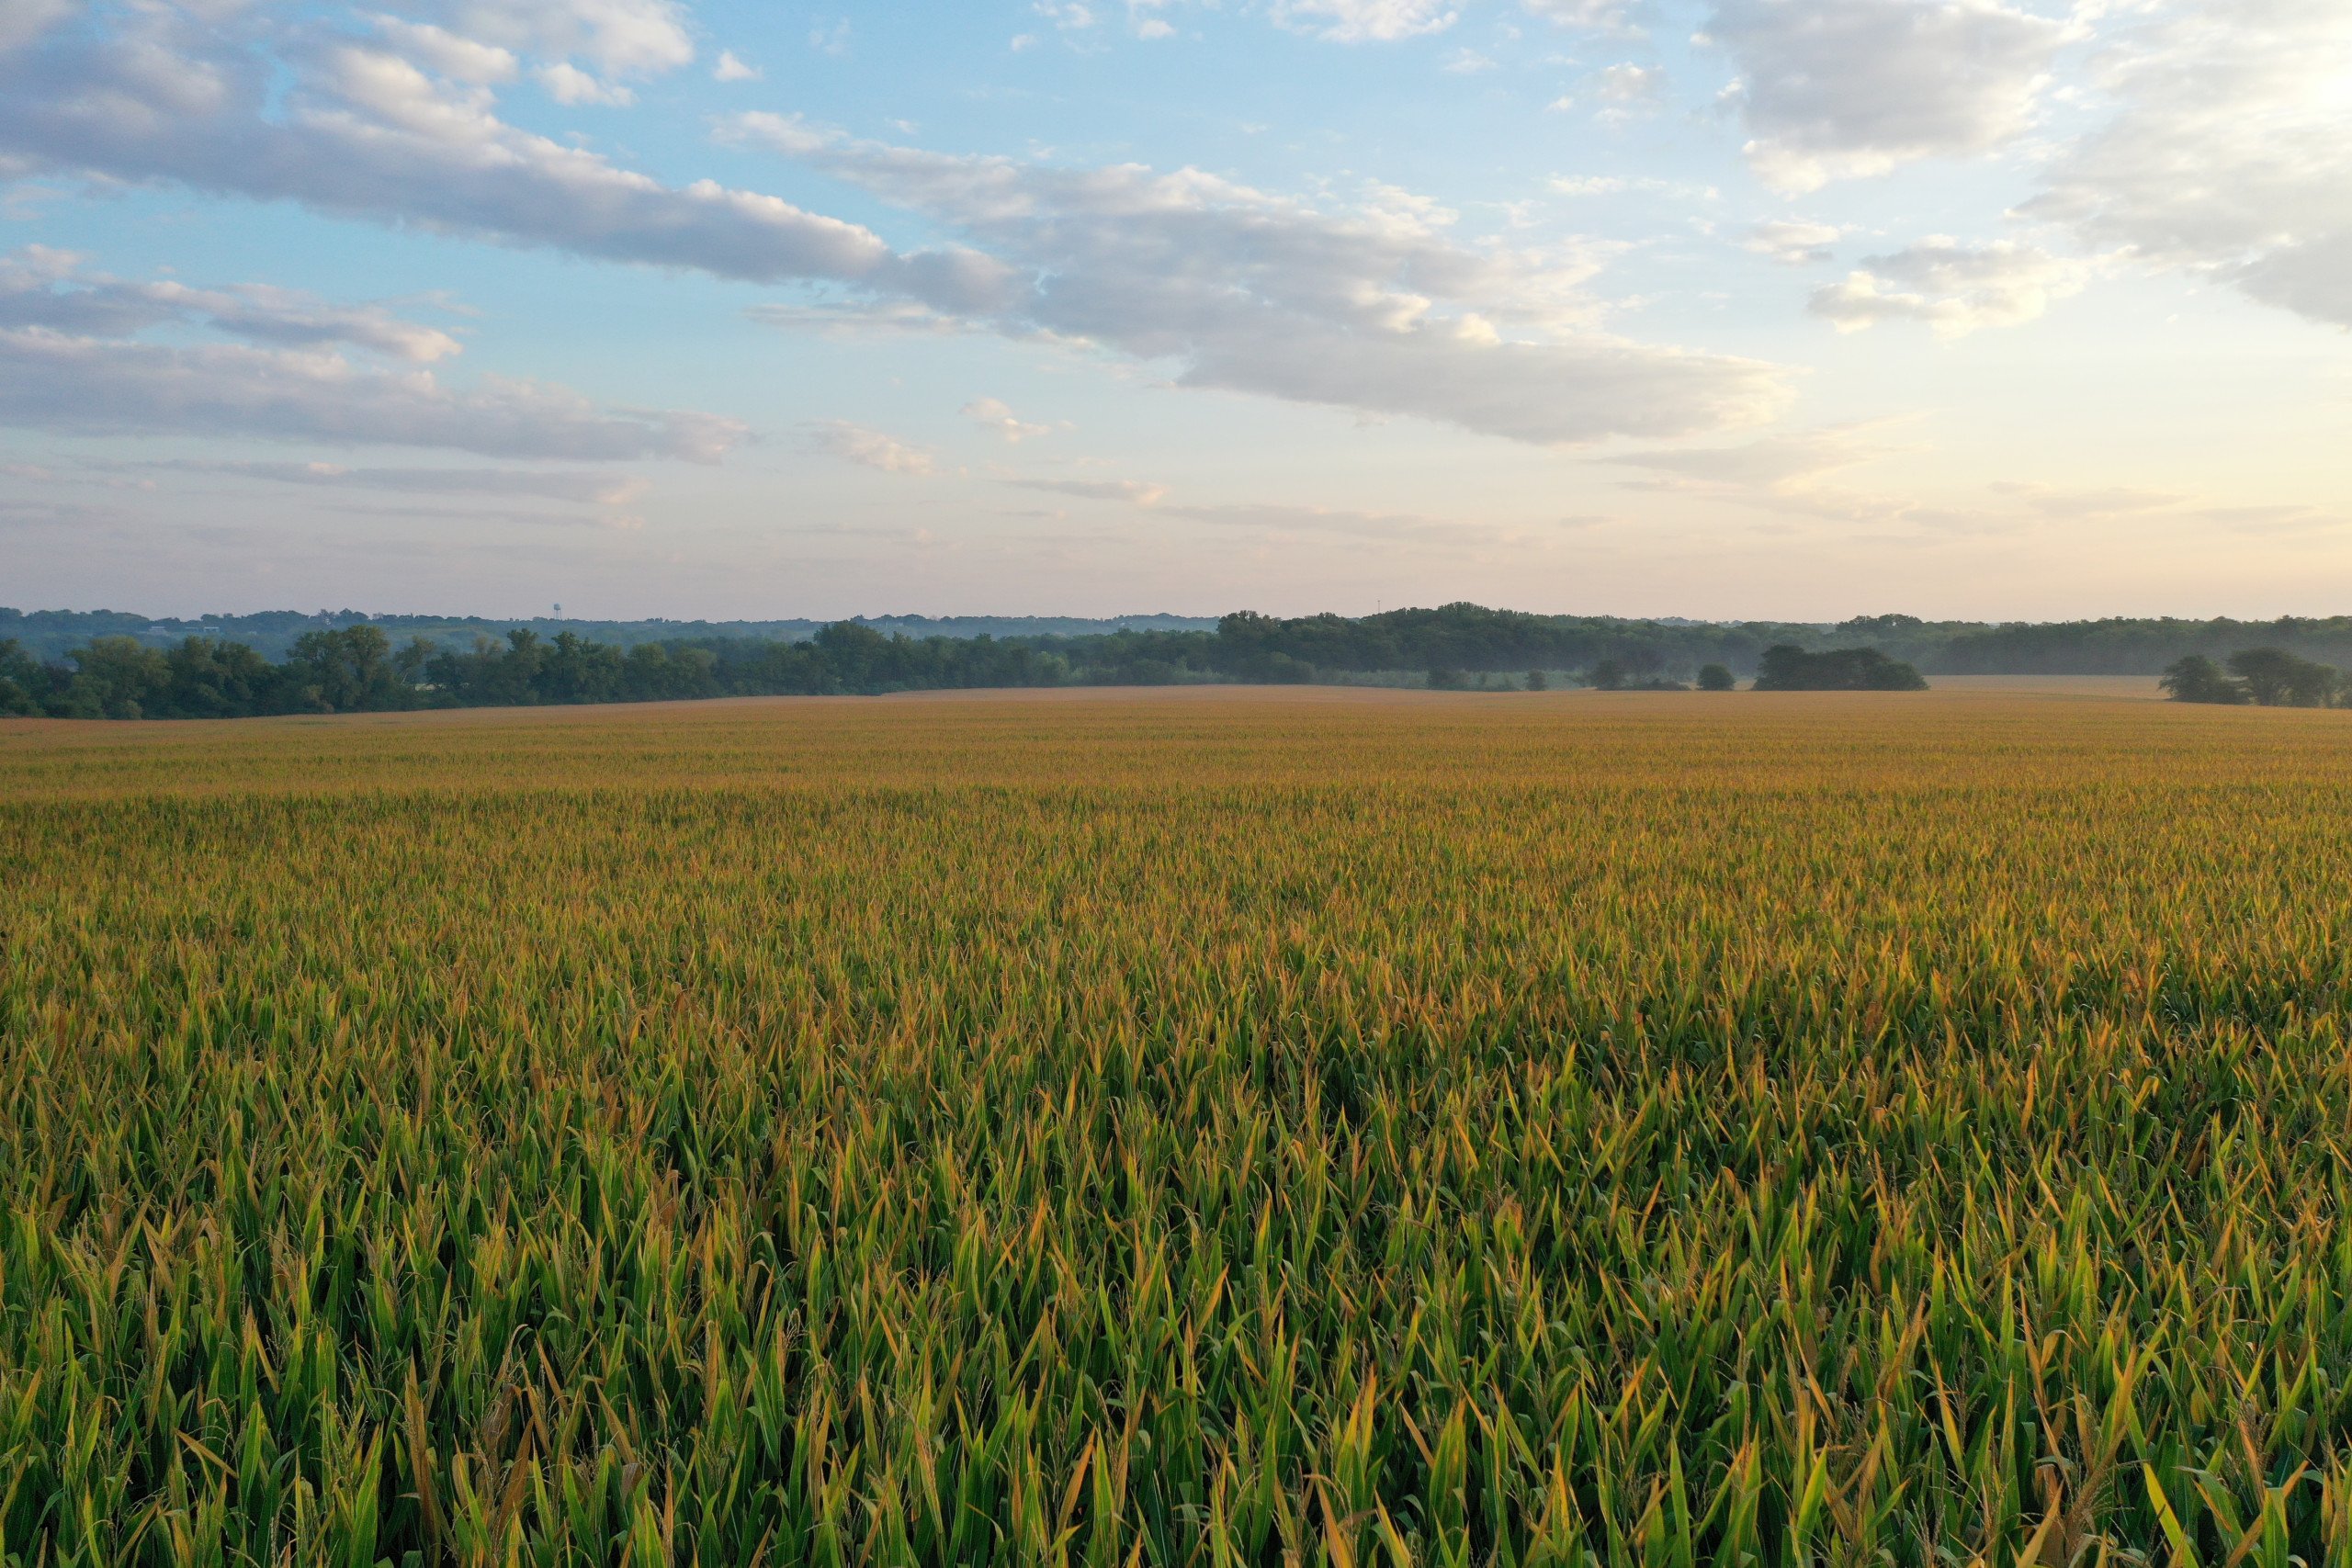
[1743,219,1842,264]
[712,49,759,81]
[1549,175,1720,202]
[0,330,740,459]
[1705,0,2070,191]
[424,0,693,77]
[0,247,736,459]
[0,15,998,308]
[0,248,465,360]
[962,397,1054,442]
[2028,0,2352,330]
[365,17,519,83]
[1521,0,1632,29]
[0,5,1789,448]
[1594,62,1662,105]
[729,116,1792,445]
[0,0,72,56]
[537,62,632,105]
[1272,0,1460,41]
[1809,238,2093,336]
[141,459,650,504]
[1006,476,1169,505]
[812,421,937,475]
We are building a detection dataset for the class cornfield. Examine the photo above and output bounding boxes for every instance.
[6,686,2352,1566]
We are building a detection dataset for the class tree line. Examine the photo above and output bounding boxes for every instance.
[0,624,1216,720]
[2161,649,2347,707]
[21,601,2352,675]
[3,616,1941,720]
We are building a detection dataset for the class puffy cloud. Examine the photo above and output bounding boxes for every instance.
[2027,0,2352,329]
[0,246,737,459]
[0,330,741,459]
[1521,0,1632,28]
[0,0,72,55]
[1808,238,2093,336]
[1591,62,1663,118]
[962,397,1054,443]
[1549,174,1721,202]
[711,49,759,81]
[1271,0,1461,40]
[422,0,693,78]
[1743,219,1842,265]
[2,3,1788,446]
[732,117,1792,444]
[0,248,465,359]
[537,61,633,106]
[0,9,986,304]
[811,421,937,475]
[1705,0,2070,191]
[364,18,518,84]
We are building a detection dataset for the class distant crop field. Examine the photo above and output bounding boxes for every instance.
[6,687,2352,1564]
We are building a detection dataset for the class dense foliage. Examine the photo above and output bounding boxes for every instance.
[1749,645,1928,691]
[2163,649,2346,707]
[6,690,2352,1563]
[0,623,1227,719]
[21,601,2352,684]
[0,607,1216,663]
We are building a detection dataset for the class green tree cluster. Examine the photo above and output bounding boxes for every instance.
[0,623,1237,721]
[2162,649,2344,706]
[1750,645,1929,692]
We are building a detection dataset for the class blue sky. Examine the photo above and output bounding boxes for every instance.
[2,0,2347,620]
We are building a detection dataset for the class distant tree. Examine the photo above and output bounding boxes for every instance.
[394,637,435,688]
[1525,669,1546,692]
[54,637,173,718]
[1426,666,1466,691]
[163,637,278,717]
[2226,647,2339,707]
[282,626,411,713]
[0,638,45,716]
[1589,658,1627,691]
[2159,654,2246,705]
[1697,663,1736,691]
[1752,645,1928,692]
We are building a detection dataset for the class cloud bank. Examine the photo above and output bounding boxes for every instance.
[0,249,741,459]
[731,116,1792,444]
[1809,239,2093,337]
[1705,0,2069,191]
[0,4,1790,447]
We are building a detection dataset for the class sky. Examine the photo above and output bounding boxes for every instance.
[0,0,2347,622]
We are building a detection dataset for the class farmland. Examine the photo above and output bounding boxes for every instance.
[6,685,2352,1564]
